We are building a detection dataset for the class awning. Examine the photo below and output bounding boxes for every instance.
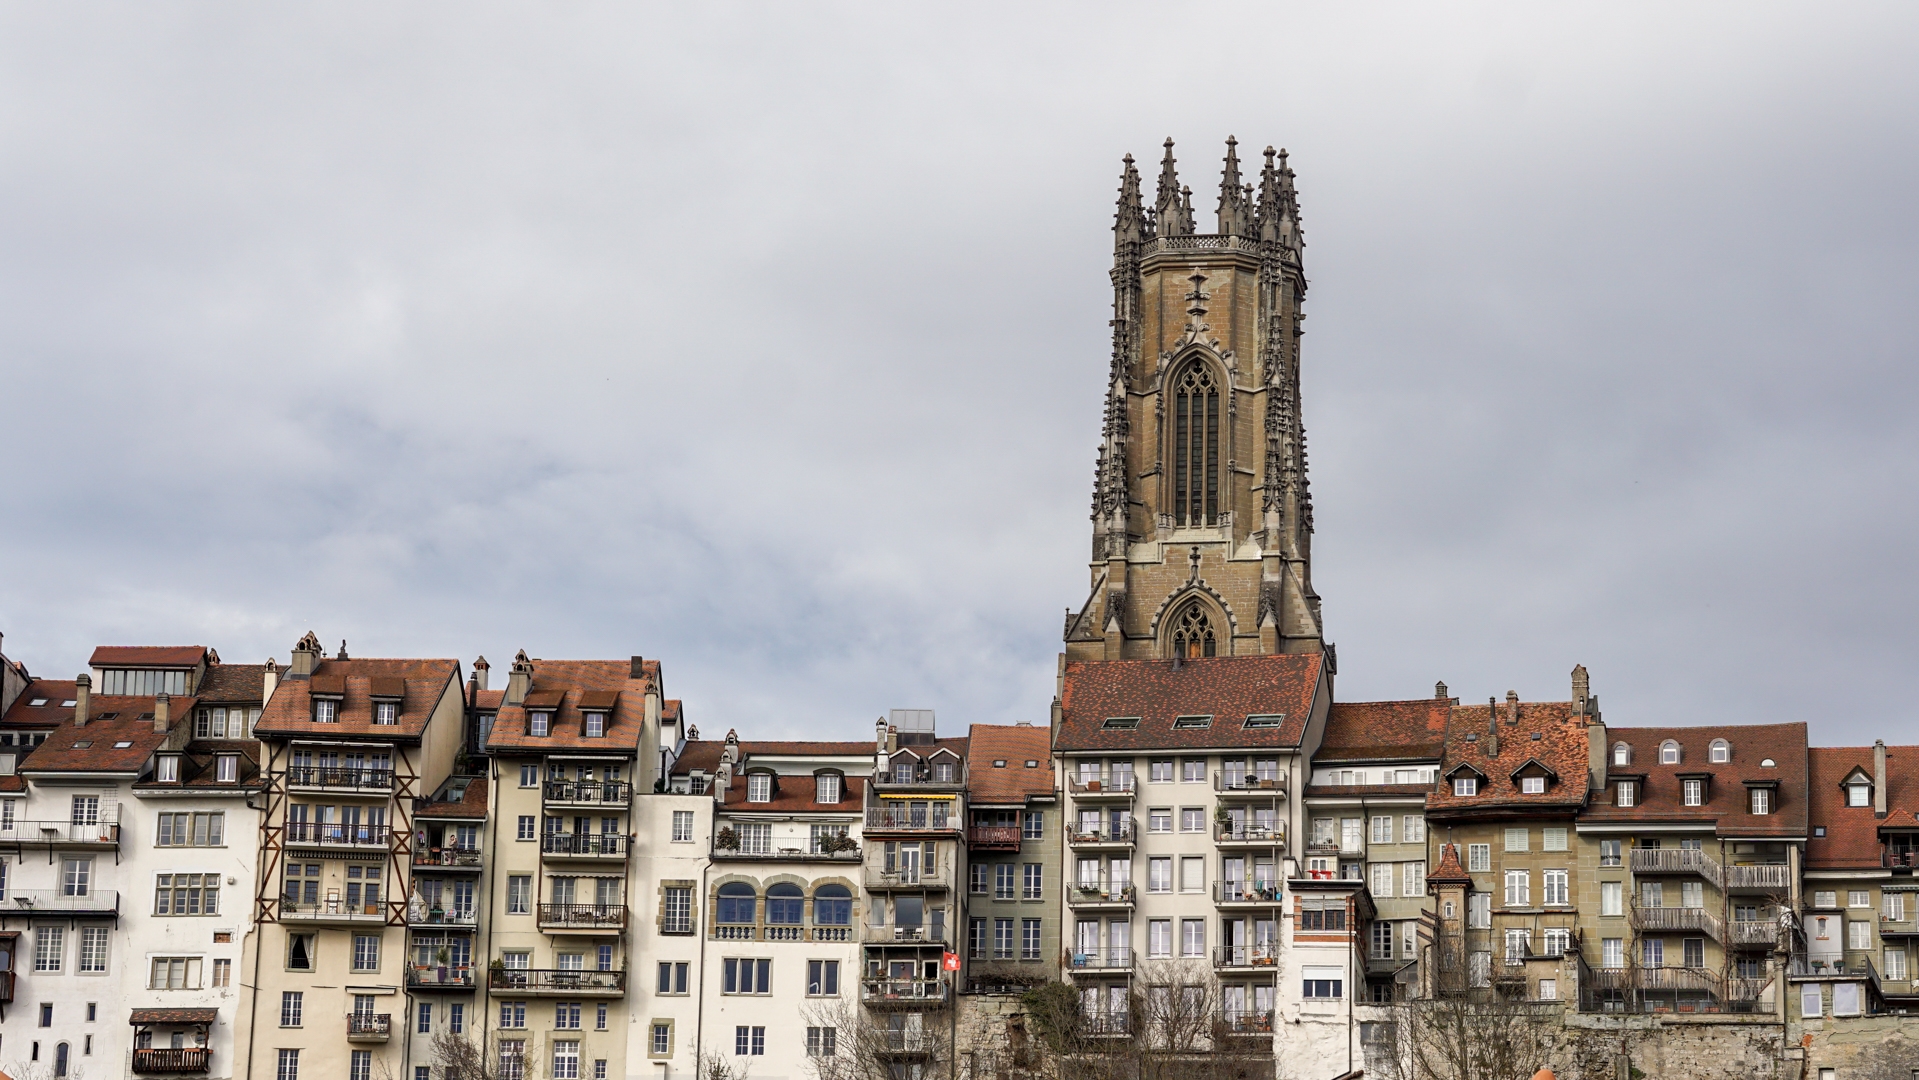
[131,1009,217,1025]
[878,793,955,800]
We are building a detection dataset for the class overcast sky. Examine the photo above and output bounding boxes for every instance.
[2,5,1915,747]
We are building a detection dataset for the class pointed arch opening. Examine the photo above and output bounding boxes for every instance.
[1169,600,1218,659]
[1170,358,1220,526]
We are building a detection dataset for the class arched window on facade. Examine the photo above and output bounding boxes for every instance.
[766,883,804,925]
[55,1044,69,1078]
[716,882,756,924]
[1170,602,1217,659]
[1171,361,1220,526]
[814,884,853,928]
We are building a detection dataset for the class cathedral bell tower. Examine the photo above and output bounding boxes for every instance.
[1065,137,1323,661]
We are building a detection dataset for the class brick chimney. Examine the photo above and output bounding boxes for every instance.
[74,673,91,728]
[629,656,645,680]
[1875,740,1889,817]
[1485,698,1499,758]
[506,651,532,707]
[154,693,170,733]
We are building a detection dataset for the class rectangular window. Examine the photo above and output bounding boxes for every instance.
[1684,938,1704,968]
[1403,861,1425,897]
[555,1003,581,1029]
[349,1052,372,1080]
[969,864,988,893]
[1504,870,1529,907]
[1179,857,1204,892]
[1180,807,1204,832]
[1468,893,1491,929]
[671,811,694,842]
[807,960,840,996]
[1023,863,1043,899]
[78,927,109,972]
[1022,919,1042,960]
[1848,890,1872,908]
[1886,949,1909,980]
[278,1050,300,1080]
[1370,921,1394,959]
[1504,828,1528,852]
[1601,881,1623,916]
[418,1002,433,1034]
[584,712,605,738]
[1617,782,1635,808]
[212,958,231,987]
[1181,759,1205,782]
[994,918,1014,959]
[34,926,62,971]
[1370,863,1393,898]
[1849,921,1873,950]
[1022,810,1044,840]
[499,1002,527,1029]
[508,876,531,914]
[529,712,551,737]
[1402,815,1425,843]
[499,1043,526,1080]
[155,873,220,915]
[733,1028,764,1057]
[806,1027,836,1058]
[1643,939,1664,968]
[353,935,379,971]
[968,918,986,958]
[1180,918,1204,957]
[63,857,92,896]
[449,1003,464,1033]
[1148,858,1171,893]
[1468,844,1490,872]
[1302,966,1344,999]
[1371,816,1393,844]
[652,1024,672,1057]
[1520,776,1544,794]
[1600,839,1622,867]
[554,1041,581,1078]
[1802,984,1823,1019]
[1602,938,1624,969]
[994,864,1014,900]
[1749,788,1771,815]
[722,958,772,994]
[658,962,690,994]
[662,886,693,933]
[1148,919,1171,958]
[1682,779,1703,806]
[1542,827,1567,852]
[1453,777,1477,797]
[1149,759,1173,782]
[281,992,304,1027]
[747,774,772,803]
[1544,869,1569,906]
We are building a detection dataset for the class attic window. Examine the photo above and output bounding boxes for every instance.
[1172,715,1213,729]
[1847,781,1871,808]
[815,773,841,805]
[60,699,76,708]
[97,713,118,721]
[1520,776,1546,794]
[1530,732,1542,741]
[1814,826,1826,838]
[1243,714,1284,729]
[993,760,1006,768]
[1709,739,1730,764]
[1612,743,1630,766]
[1660,740,1681,765]
[1025,760,1039,768]
[747,773,773,803]
[1761,758,1775,768]
[1465,733,1478,742]
[156,755,181,783]
[313,700,338,724]
[584,713,606,738]
[1102,717,1140,730]
[72,740,92,749]
[529,712,551,737]
[1453,777,1478,797]
[112,741,132,749]
[373,702,398,725]
[216,754,239,783]
[28,699,46,707]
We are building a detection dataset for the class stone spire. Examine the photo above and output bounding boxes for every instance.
[1154,138,1194,236]
[1217,136,1253,236]
[1114,153,1149,246]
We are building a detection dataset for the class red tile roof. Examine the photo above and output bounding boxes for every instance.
[670,739,725,775]
[256,658,460,742]
[0,680,80,727]
[472,689,505,712]
[1317,698,1449,762]
[193,663,267,704]
[1426,700,1591,821]
[718,772,866,813]
[1582,724,1808,838]
[132,740,263,792]
[1056,654,1324,752]
[417,775,489,819]
[1806,745,1919,870]
[1428,842,1471,886]
[90,646,208,668]
[485,659,650,754]
[130,1008,218,1024]
[19,695,197,775]
[967,724,1055,804]
[739,740,875,758]
[1302,783,1432,799]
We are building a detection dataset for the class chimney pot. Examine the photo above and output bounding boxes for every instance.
[154,693,170,733]
[74,673,91,727]
[1875,741,1889,817]
[1435,681,1448,700]
[505,650,532,707]
[630,656,645,680]
[472,657,489,693]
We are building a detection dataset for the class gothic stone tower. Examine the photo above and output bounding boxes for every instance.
[1064,137,1323,661]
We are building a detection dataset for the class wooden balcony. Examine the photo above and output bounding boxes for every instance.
[967,826,1023,852]
[1638,906,1724,941]
[132,1049,210,1074]
[1630,848,1723,888]
[1724,863,1793,893]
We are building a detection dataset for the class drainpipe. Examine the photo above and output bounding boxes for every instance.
[483,757,504,1074]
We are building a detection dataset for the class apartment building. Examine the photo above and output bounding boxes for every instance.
[480,653,663,1080]
[860,713,968,1064]
[1051,653,1328,1045]
[1276,871,1378,1072]
[0,645,266,1080]
[1798,742,1919,1018]
[1423,689,1593,1006]
[1301,692,1447,1001]
[1577,722,1807,1014]
[960,724,1057,995]
[248,635,467,1080]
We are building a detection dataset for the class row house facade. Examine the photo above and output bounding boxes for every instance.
[1798,742,1919,1018]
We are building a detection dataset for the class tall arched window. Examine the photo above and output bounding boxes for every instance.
[814,884,853,927]
[766,883,804,925]
[1171,361,1220,526]
[716,883,756,924]
[1171,603,1216,659]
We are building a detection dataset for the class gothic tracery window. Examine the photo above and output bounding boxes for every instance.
[1171,361,1219,526]
[1171,603,1216,659]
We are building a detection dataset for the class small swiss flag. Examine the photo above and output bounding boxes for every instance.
[941,952,961,972]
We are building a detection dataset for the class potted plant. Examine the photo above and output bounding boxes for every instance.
[1214,806,1233,835]
[436,945,451,980]
[715,826,739,851]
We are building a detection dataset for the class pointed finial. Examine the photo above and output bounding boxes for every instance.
[1218,136,1250,236]
[1114,151,1149,245]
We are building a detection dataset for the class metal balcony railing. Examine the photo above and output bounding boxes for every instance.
[865,807,957,832]
[861,923,951,945]
[1065,948,1133,971]
[542,780,633,805]
[488,968,626,994]
[1789,954,1879,988]
[406,901,477,926]
[407,965,478,989]
[1067,824,1135,845]
[1066,776,1136,797]
[346,1014,391,1040]
[1214,880,1284,903]
[1080,1014,1129,1036]
[8,889,119,914]
[132,1048,211,1074]
[872,771,966,790]
[1067,882,1136,906]
[540,833,628,857]
[1884,850,1919,871]
[1212,945,1280,969]
[284,823,390,848]
[287,767,394,792]
[1214,772,1286,795]
[412,846,484,868]
[1219,1010,1275,1035]
[0,820,121,845]
[860,979,949,1006]
[713,842,861,861]
[282,899,386,922]
[1217,824,1287,846]
[537,903,628,929]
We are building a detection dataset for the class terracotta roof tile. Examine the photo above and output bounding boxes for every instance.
[1582,723,1808,837]
[966,724,1055,804]
[1317,698,1449,762]
[130,1008,217,1025]
[1806,745,1919,870]
[1302,783,1432,799]
[192,664,267,704]
[0,680,81,727]
[20,695,197,774]
[484,660,649,755]
[1426,700,1590,820]
[133,740,264,791]
[473,689,504,711]
[671,740,725,774]
[1056,654,1324,752]
[1428,842,1471,885]
[719,772,866,813]
[740,741,875,758]
[90,646,208,668]
[417,775,489,819]
[256,658,460,742]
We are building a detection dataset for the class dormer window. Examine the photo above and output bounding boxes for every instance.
[934,760,955,783]
[1612,743,1631,767]
[1453,777,1478,797]
[0,753,14,776]
[1521,776,1545,795]
[1709,739,1730,764]
[216,754,239,783]
[373,702,398,725]
[1616,781,1636,807]
[529,712,551,737]
[747,773,773,803]
[156,755,181,783]
[1847,781,1871,808]
[1750,788,1773,815]
[893,762,914,784]
[313,700,339,724]
[815,773,842,805]
[1660,741,1681,765]
[584,713,606,738]
[1683,779,1704,806]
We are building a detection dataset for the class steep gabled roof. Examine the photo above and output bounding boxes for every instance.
[257,658,460,742]
[1426,700,1590,820]
[1056,654,1322,752]
[1807,745,1919,870]
[1583,724,1808,838]
[967,724,1055,804]
[485,659,650,755]
[1316,698,1449,763]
